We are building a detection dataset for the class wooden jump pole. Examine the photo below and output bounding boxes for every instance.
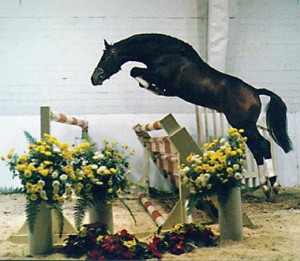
[134,114,201,230]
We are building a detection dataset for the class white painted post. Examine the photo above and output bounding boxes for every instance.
[28,106,53,255]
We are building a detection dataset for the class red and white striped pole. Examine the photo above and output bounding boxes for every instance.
[138,193,165,227]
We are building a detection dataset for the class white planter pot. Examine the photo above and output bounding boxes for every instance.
[89,199,113,233]
[28,202,53,255]
[218,187,243,241]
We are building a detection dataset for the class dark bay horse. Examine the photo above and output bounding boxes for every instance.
[91,33,292,198]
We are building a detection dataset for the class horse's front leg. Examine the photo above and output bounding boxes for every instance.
[130,67,167,95]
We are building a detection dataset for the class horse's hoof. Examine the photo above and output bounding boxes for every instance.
[262,184,271,199]
[272,182,281,195]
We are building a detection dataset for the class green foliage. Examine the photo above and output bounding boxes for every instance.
[52,202,64,238]
[0,186,23,195]
[26,200,40,234]
[74,198,93,231]
[23,130,37,144]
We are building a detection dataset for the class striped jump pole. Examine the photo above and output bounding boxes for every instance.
[51,111,88,130]
[41,106,88,138]
[134,114,201,230]
[134,119,163,132]
[138,193,165,227]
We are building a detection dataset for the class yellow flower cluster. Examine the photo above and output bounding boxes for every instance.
[71,139,131,201]
[3,134,81,204]
[181,128,247,203]
[3,134,132,206]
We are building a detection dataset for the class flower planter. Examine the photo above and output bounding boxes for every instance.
[28,202,53,255]
[218,187,243,241]
[89,199,113,233]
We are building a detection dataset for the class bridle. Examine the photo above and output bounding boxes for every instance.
[94,67,104,74]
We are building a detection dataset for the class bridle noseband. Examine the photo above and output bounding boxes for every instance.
[94,67,104,73]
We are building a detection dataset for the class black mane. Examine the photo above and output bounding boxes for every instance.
[115,33,203,63]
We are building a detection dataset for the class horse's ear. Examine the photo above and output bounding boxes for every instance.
[104,39,110,48]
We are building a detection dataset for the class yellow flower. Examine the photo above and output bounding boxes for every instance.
[52,193,60,201]
[97,235,104,242]
[18,154,28,162]
[16,164,27,171]
[7,150,14,159]
[26,182,33,190]
[173,223,184,231]
[44,151,52,156]
[123,238,136,248]
[109,168,116,174]
[24,170,32,178]
[43,160,52,165]
[105,151,112,157]
[226,167,233,174]
[104,169,111,175]
[108,188,113,194]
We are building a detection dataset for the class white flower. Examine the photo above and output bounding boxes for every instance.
[60,174,68,181]
[82,160,88,166]
[219,138,226,144]
[52,180,60,187]
[179,166,190,175]
[191,154,201,162]
[203,173,211,181]
[233,164,240,170]
[52,171,59,178]
[37,180,45,187]
[40,190,48,200]
[234,172,242,180]
[91,164,98,170]
[97,166,107,174]
[93,152,105,160]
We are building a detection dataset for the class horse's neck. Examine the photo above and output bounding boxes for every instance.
[116,42,153,64]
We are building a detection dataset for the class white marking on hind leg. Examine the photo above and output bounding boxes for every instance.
[135,77,150,89]
[264,159,276,178]
[257,165,266,184]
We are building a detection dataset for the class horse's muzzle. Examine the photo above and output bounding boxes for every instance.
[91,68,104,86]
[91,76,103,86]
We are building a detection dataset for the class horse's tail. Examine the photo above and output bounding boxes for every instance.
[258,88,293,153]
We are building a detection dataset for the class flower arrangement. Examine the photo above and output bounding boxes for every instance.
[3,132,76,235]
[64,222,110,258]
[64,222,216,260]
[88,229,159,260]
[150,223,216,255]
[180,128,247,208]
[71,138,133,230]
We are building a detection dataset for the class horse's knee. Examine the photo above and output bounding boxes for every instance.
[130,67,147,78]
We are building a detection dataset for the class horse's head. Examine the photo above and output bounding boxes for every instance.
[91,40,121,86]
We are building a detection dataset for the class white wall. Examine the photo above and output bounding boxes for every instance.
[0,0,207,116]
[0,0,299,188]
[227,0,300,113]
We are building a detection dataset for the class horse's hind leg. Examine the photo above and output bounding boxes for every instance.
[244,126,280,198]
